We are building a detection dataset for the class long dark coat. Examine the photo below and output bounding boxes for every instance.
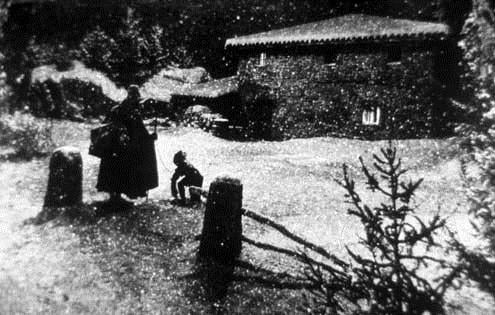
[96,99,158,198]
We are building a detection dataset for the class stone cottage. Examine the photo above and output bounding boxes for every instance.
[225,14,458,140]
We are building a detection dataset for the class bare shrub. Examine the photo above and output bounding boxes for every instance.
[0,112,54,159]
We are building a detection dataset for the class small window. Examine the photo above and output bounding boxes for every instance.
[481,64,493,79]
[259,52,267,66]
[387,46,402,64]
[362,107,381,125]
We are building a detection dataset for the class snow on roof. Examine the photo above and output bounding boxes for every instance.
[141,72,237,102]
[140,67,210,103]
[225,14,450,48]
[11,0,56,4]
[11,0,159,4]
[172,76,238,99]
[30,62,234,104]
[31,60,127,102]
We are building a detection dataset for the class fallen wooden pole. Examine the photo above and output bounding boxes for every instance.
[241,208,348,268]
[242,236,348,277]
[189,186,208,199]
[235,259,302,280]
[243,235,303,259]
[231,274,314,290]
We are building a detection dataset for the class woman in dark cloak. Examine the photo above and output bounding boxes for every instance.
[96,85,158,203]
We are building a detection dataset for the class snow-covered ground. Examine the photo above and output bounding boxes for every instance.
[0,122,493,314]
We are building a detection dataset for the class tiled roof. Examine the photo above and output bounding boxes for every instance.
[11,0,55,4]
[225,14,450,48]
[172,76,239,99]
[11,0,159,4]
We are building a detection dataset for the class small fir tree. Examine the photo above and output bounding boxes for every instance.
[301,145,458,314]
[340,146,456,314]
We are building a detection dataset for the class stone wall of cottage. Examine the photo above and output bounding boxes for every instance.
[235,42,454,140]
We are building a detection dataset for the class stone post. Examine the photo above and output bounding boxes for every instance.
[44,146,82,208]
[199,177,242,262]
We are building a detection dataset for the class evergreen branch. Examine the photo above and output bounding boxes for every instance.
[372,153,386,164]
[401,267,436,292]
[373,161,392,178]
[435,266,463,296]
[393,158,403,174]
[359,157,392,197]
[403,215,446,246]
[400,254,449,265]
[347,249,394,268]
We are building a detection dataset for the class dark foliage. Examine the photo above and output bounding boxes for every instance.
[449,237,495,298]
[0,1,10,43]
[437,0,473,34]
[452,4,495,310]
[456,0,495,252]
[78,26,118,82]
[2,0,471,88]
[78,10,192,87]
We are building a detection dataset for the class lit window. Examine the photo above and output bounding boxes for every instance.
[259,52,267,66]
[362,107,381,125]
[481,64,493,79]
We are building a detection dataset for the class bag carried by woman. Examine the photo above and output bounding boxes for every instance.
[89,122,130,158]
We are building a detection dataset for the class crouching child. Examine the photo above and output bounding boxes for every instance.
[171,151,203,205]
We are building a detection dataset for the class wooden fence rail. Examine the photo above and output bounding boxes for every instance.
[241,208,348,269]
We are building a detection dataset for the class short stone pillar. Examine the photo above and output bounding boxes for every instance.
[43,146,83,208]
[199,177,242,263]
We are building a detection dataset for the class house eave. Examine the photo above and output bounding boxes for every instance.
[226,33,453,50]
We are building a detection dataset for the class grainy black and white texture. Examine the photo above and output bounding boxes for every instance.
[0,1,493,314]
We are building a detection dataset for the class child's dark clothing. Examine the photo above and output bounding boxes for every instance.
[171,161,203,202]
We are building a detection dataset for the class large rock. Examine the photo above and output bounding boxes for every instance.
[43,146,82,208]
